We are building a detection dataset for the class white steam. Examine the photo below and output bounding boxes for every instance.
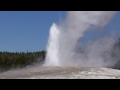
[45,23,60,66]
[44,11,119,67]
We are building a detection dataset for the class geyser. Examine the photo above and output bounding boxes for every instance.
[44,23,60,66]
[44,11,119,67]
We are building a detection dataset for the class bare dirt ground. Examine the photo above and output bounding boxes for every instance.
[0,66,120,79]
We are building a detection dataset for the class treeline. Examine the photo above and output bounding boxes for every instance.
[0,50,46,72]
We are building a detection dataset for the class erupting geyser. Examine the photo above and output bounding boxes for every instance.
[44,23,60,66]
[44,11,119,67]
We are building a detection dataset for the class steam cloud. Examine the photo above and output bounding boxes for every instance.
[44,11,119,68]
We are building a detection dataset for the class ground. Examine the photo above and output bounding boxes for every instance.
[0,66,120,79]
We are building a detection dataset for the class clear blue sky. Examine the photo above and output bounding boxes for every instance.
[0,11,120,52]
[0,11,66,52]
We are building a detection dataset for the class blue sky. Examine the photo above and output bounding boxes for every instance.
[0,11,120,52]
[0,11,66,52]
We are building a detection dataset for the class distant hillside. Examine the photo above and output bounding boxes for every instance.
[0,50,46,72]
